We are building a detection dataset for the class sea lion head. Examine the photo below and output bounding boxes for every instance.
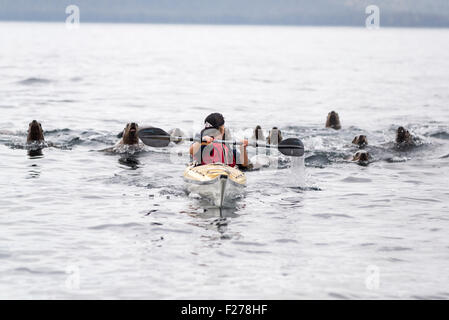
[352,150,369,162]
[326,111,341,130]
[396,126,412,144]
[352,135,368,147]
[121,122,140,145]
[169,128,185,144]
[252,125,264,141]
[27,120,44,143]
[267,127,282,145]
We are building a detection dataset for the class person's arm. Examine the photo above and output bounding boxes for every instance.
[239,139,249,167]
[189,142,201,156]
[189,136,214,156]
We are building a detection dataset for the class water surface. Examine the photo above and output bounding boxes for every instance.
[0,23,448,299]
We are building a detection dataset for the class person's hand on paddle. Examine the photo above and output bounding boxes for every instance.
[238,139,249,167]
[202,136,214,144]
[240,139,248,149]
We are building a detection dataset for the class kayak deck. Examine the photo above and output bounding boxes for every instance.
[183,163,246,207]
[183,163,246,184]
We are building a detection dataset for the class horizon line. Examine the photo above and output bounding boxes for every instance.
[1,19,449,30]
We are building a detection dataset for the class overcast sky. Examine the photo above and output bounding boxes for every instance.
[1,0,449,27]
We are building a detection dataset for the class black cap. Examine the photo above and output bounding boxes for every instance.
[200,113,225,139]
[204,113,225,129]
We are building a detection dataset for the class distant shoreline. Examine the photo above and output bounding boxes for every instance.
[1,19,449,30]
[1,0,449,29]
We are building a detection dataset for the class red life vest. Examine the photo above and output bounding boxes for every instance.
[195,142,236,167]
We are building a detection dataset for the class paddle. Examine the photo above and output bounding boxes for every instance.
[138,127,305,157]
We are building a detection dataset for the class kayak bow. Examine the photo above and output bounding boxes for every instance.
[183,163,246,207]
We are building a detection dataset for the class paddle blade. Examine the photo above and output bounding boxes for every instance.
[278,138,305,157]
[138,127,171,147]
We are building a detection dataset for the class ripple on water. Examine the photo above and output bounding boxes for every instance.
[399,197,441,203]
[378,246,412,252]
[341,176,372,183]
[429,131,449,140]
[232,241,267,247]
[274,239,298,244]
[386,156,409,163]
[289,186,322,192]
[14,267,65,275]
[242,250,272,254]
[280,197,303,208]
[328,292,349,299]
[217,251,235,258]
[151,227,193,234]
[0,253,12,259]
[385,257,406,262]
[313,213,353,219]
[88,222,145,230]
[17,77,53,85]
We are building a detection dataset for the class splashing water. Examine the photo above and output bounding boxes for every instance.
[286,156,305,188]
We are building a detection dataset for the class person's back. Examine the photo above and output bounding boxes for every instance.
[189,113,248,168]
[193,140,236,167]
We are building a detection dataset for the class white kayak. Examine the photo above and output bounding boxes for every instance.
[183,163,246,207]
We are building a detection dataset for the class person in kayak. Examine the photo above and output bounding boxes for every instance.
[189,113,249,168]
